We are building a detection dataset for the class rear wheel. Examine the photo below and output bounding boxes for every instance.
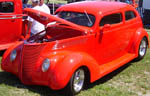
[136,37,148,60]
[66,68,85,96]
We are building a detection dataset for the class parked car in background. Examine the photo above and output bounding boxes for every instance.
[0,0,62,51]
[1,1,149,96]
[0,0,29,51]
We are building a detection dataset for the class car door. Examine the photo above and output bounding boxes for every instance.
[0,1,22,49]
[96,12,129,64]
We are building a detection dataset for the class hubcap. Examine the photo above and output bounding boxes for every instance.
[73,69,85,93]
[139,39,147,57]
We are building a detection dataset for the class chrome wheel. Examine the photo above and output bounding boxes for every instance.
[73,69,85,93]
[135,37,148,61]
[65,68,86,96]
[139,38,147,57]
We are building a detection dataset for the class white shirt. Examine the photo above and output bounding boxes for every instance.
[28,6,45,35]
[40,3,50,14]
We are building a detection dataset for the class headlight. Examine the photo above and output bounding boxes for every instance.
[10,50,17,62]
[42,58,50,72]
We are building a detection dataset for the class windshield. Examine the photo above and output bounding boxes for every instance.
[56,11,95,27]
[119,0,133,4]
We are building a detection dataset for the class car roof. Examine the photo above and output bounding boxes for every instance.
[56,1,132,15]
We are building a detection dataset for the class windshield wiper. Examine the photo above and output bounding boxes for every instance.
[84,10,93,26]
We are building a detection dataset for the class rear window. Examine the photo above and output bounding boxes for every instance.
[0,2,14,13]
[100,13,122,26]
[125,11,136,21]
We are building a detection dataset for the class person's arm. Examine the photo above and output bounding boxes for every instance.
[27,21,32,35]
[26,16,33,37]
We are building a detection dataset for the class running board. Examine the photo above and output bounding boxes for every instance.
[99,53,136,78]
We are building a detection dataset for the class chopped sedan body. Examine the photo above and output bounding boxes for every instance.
[1,1,149,95]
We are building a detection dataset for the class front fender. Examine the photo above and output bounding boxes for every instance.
[129,28,149,56]
[47,51,100,90]
[1,41,23,75]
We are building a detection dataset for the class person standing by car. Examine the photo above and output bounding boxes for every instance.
[39,0,50,14]
[27,0,46,36]
[22,0,29,8]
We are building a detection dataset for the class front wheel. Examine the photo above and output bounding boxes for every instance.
[136,37,148,60]
[66,68,85,96]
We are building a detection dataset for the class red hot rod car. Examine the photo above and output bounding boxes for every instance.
[1,1,149,95]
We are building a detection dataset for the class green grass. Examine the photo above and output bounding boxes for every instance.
[0,31,150,96]
[0,50,150,96]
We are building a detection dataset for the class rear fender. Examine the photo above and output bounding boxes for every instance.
[129,28,149,56]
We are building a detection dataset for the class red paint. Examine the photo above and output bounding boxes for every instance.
[1,1,149,91]
[0,0,29,50]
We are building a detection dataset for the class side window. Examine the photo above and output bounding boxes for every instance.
[100,13,122,26]
[125,11,136,21]
[0,2,14,13]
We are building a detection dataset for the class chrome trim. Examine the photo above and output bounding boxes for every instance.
[0,14,23,20]
[0,14,23,17]
[0,17,22,19]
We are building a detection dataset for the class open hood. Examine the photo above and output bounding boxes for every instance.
[24,8,87,32]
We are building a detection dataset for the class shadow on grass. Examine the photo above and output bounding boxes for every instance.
[0,62,132,96]
[0,50,5,56]
[0,71,66,96]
